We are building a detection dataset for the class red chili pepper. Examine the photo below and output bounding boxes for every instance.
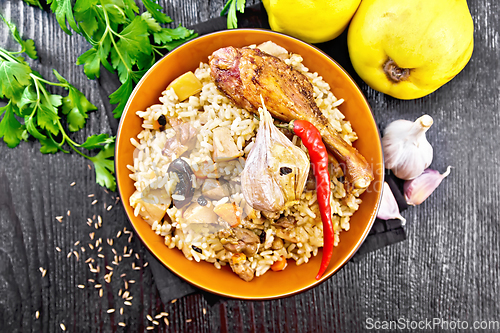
[288,119,333,280]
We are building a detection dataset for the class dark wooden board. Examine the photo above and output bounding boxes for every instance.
[0,0,499,332]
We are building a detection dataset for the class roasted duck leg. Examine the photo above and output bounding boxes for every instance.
[209,46,373,190]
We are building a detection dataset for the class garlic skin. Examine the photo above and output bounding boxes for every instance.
[377,182,406,224]
[382,115,434,180]
[404,166,451,205]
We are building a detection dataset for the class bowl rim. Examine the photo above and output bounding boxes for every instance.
[115,28,382,300]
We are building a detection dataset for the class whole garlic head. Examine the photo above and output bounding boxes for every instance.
[382,115,434,180]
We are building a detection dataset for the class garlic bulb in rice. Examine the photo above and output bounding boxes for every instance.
[382,115,434,180]
[241,101,310,212]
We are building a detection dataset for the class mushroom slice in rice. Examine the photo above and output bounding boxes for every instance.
[229,260,255,282]
[219,227,260,256]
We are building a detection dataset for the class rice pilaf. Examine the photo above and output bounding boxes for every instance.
[128,42,362,281]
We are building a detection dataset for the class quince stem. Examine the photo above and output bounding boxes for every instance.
[384,58,410,82]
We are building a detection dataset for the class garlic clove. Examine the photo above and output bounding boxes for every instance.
[382,115,434,180]
[404,166,452,206]
[377,182,406,224]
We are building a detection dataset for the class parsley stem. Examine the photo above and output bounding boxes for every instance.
[152,47,164,57]
[48,132,69,153]
[55,120,82,149]
[31,74,68,88]
[0,47,20,63]
[55,120,90,158]
[101,4,133,82]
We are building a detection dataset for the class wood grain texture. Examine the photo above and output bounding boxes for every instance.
[0,0,499,332]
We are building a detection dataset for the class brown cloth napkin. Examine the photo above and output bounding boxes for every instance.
[147,4,407,304]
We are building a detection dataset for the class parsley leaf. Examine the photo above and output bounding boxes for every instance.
[89,140,116,191]
[0,17,117,191]
[1,14,38,59]
[111,16,151,83]
[0,61,33,105]
[141,0,172,24]
[47,0,80,35]
[39,135,61,154]
[0,102,26,148]
[141,11,162,33]
[55,69,97,132]
[109,76,134,118]
[24,114,47,140]
[37,104,61,136]
[70,0,196,117]
[76,48,101,80]
[80,133,114,150]
[22,0,44,9]
[153,26,194,44]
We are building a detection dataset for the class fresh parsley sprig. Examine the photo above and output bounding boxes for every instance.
[44,0,197,118]
[0,15,116,191]
[221,0,246,29]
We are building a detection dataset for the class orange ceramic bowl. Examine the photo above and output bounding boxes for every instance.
[116,29,383,300]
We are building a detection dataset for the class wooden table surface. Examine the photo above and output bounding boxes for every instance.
[1,0,499,332]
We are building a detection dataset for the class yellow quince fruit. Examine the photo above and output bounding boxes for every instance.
[347,0,474,99]
[262,0,362,44]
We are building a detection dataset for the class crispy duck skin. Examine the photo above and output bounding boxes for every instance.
[209,46,373,190]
